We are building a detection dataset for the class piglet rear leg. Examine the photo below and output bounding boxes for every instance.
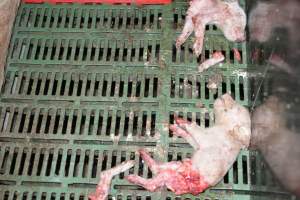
[126,174,166,192]
[138,149,161,174]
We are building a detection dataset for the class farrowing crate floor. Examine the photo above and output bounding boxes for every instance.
[0,1,294,200]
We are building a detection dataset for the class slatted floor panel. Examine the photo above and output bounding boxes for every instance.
[0,1,293,200]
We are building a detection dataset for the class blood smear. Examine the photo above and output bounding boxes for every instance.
[233,48,242,62]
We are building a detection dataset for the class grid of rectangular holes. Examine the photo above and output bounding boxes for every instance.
[0,144,255,186]
[171,42,244,65]
[10,38,161,63]
[3,71,159,98]
[0,146,153,179]
[1,191,290,200]
[0,107,157,137]
[16,6,163,30]
[0,191,157,200]
[170,74,247,102]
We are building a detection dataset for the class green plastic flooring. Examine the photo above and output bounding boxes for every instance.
[0,1,294,200]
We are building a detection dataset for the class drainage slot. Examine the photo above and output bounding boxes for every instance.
[18,149,27,175]
[27,149,36,175]
[127,80,132,97]
[132,113,138,136]
[79,113,86,135]
[141,112,147,136]
[77,79,83,96]
[144,78,150,97]
[73,150,81,177]
[62,113,69,134]
[231,82,236,99]
[36,78,42,95]
[64,149,72,176]
[27,111,34,133]
[9,110,18,133]
[150,112,156,136]
[91,151,99,178]
[45,149,54,176]
[153,77,158,97]
[60,79,66,95]
[110,81,116,97]
[36,111,43,134]
[55,149,62,175]
[242,155,248,184]
[123,112,129,136]
[233,160,238,184]
[27,78,34,95]
[53,112,60,134]
[115,111,121,136]
[222,82,227,94]
[101,151,108,171]
[88,111,95,135]
[102,79,108,97]
[44,114,51,134]
[239,77,244,101]
[105,112,112,136]
[36,149,45,176]
[119,81,124,97]
[43,78,50,95]
[52,79,58,95]
[96,111,103,135]
[1,148,10,174]
[82,150,90,178]
[170,76,175,98]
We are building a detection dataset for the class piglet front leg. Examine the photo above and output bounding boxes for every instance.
[198,51,225,72]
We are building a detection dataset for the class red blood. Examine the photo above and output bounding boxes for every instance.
[233,48,242,62]
[212,51,224,59]
[177,159,209,195]
[126,158,209,196]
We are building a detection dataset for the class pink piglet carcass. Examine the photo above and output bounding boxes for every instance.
[126,94,251,195]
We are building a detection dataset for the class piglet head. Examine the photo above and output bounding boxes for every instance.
[222,2,247,42]
[214,94,251,147]
[214,94,250,128]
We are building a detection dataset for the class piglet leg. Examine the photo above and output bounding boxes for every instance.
[198,51,225,72]
[176,15,194,49]
[139,149,182,172]
[89,160,135,200]
[126,173,167,192]
[170,118,203,149]
[138,149,161,174]
[193,17,205,56]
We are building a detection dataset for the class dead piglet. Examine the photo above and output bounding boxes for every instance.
[176,0,246,72]
[126,94,251,195]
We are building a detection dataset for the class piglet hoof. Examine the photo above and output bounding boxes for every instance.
[198,66,205,73]
[193,43,202,57]
[175,39,183,49]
